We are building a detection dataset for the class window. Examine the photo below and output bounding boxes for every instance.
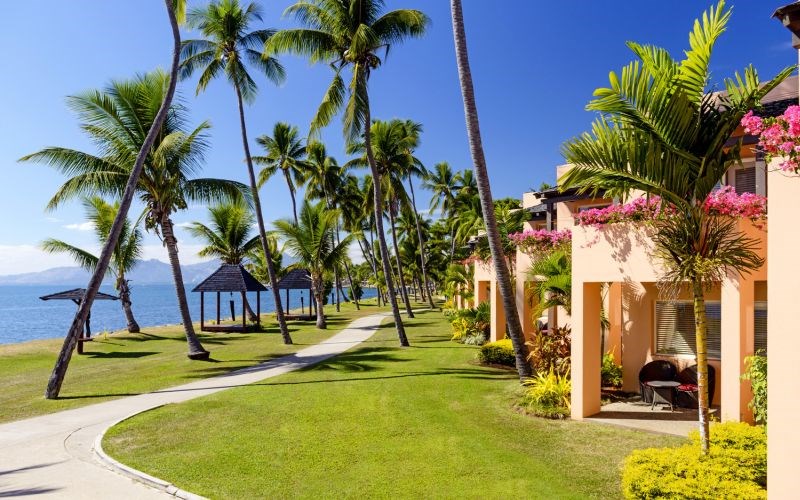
[754,301,767,355]
[577,204,610,212]
[733,167,756,194]
[655,301,721,359]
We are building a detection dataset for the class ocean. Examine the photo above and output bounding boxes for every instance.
[0,284,376,345]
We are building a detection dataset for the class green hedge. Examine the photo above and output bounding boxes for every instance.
[478,339,515,366]
[621,422,766,499]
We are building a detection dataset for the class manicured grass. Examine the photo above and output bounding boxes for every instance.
[0,300,384,423]
[105,310,683,499]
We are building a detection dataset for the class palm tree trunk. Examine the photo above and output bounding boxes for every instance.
[342,260,360,310]
[450,0,531,380]
[234,85,292,345]
[313,274,326,329]
[388,209,415,318]
[692,278,711,454]
[161,215,209,359]
[44,0,184,399]
[407,178,436,309]
[244,296,258,322]
[284,169,299,225]
[117,276,140,333]
[362,76,408,346]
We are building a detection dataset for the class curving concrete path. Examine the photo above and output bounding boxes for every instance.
[0,312,391,498]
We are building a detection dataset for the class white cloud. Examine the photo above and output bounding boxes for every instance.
[173,221,194,229]
[63,221,95,231]
[0,245,81,275]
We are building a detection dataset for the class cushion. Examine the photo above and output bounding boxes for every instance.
[678,383,698,392]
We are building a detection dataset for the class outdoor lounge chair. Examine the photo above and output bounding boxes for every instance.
[676,364,716,409]
[638,360,678,403]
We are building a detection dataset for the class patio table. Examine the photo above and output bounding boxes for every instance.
[646,380,680,411]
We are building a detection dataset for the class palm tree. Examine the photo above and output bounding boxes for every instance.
[266,0,429,346]
[41,197,143,333]
[274,201,352,329]
[450,0,532,380]
[179,0,293,345]
[347,120,417,318]
[246,235,284,284]
[559,0,790,452]
[254,122,308,224]
[21,71,248,363]
[423,162,460,258]
[28,0,184,400]
[526,250,572,322]
[188,200,261,265]
[304,142,360,310]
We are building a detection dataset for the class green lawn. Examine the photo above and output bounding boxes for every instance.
[105,310,683,499]
[0,300,384,423]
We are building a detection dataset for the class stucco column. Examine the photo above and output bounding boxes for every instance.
[475,281,488,306]
[720,274,754,423]
[767,166,800,496]
[607,282,623,364]
[571,282,602,419]
[489,279,506,342]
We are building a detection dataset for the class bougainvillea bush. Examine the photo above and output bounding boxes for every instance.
[507,229,571,255]
[742,106,800,173]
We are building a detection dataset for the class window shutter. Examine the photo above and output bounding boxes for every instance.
[735,167,756,194]
[754,301,767,355]
[655,301,721,359]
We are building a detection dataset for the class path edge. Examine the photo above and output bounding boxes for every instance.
[93,407,207,500]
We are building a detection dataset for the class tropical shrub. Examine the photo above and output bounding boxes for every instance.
[448,302,490,345]
[526,326,571,375]
[462,333,487,346]
[601,351,623,388]
[508,229,571,255]
[742,106,800,173]
[742,352,767,425]
[478,339,515,366]
[621,422,767,499]
[521,368,571,419]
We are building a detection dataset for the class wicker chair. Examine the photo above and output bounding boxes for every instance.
[676,364,716,409]
[638,360,678,403]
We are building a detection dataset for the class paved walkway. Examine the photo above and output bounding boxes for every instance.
[0,312,391,498]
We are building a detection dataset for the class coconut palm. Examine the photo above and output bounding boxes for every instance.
[254,122,308,224]
[274,201,352,329]
[28,0,184,399]
[246,235,284,284]
[266,0,429,346]
[41,197,143,333]
[179,0,292,345]
[188,200,260,265]
[450,0,532,379]
[21,70,248,363]
[526,250,572,322]
[559,0,790,452]
[303,142,360,310]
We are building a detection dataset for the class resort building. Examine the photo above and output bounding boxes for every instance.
[460,76,798,428]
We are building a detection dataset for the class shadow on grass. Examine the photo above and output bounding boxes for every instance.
[85,351,159,359]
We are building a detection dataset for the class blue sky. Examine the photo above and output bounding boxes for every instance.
[0,1,795,274]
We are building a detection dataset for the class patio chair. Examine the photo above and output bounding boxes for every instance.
[638,360,678,403]
[676,364,716,409]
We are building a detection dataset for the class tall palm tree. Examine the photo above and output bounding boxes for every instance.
[27,0,184,400]
[246,235,284,284]
[254,122,308,224]
[559,0,790,452]
[304,142,360,310]
[21,71,248,363]
[423,162,460,258]
[274,201,352,329]
[266,0,429,346]
[179,0,293,345]
[450,0,532,379]
[41,197,143,333]
[347,120,417,317]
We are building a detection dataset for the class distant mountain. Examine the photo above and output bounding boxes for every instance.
[0,259,221,286]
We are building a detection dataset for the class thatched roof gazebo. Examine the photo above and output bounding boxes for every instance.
[275,269,316,320]
[40,288,119,354]
[192,264,266,332]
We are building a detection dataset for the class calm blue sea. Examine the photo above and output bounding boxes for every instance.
[0,284,376,345]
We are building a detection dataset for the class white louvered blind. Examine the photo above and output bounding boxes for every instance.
[754,301,767,355]
[655,301,721,359]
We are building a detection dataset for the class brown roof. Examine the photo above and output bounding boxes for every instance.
[39,288,119,301]
[275,269,313,290]
[192,264,267,292]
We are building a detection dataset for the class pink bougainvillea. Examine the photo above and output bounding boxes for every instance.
[574,197,669,227]
[741,107,800,173]
[703,186,767,223]
[507,229,571,255]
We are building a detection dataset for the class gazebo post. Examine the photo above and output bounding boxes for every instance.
[200,292,205,331]
[216,291,220,325]
[256,291,261,329]
[286,288,290,316]
[241,291,246,331]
